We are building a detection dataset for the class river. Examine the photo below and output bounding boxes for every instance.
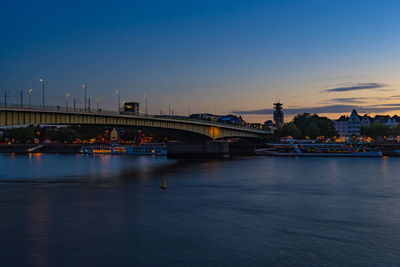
[0,153,399,266]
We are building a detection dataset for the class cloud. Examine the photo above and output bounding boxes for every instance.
[370,103,400,107]
[233,104,400,115]
[327,97,369,104]
[322,82,386,93]
[377,89,394,92]
[323,96,393,104]
[312,74,356,83]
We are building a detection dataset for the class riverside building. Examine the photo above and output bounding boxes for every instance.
[334,110,400,137]
[273,102,284,127]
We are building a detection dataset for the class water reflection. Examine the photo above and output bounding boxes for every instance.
[27,190,49,267]
[1,154,400,266]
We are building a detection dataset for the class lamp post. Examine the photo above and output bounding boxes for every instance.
[186,102,190,116]
[166,97,171,116]
[28,89,32,108]
[40,78,45,109]
[96,97,100,111]
[144,93,148,115]
[65,92,70,111]
[115,89,120,112]
[82,84,87,111]
[4,91,8,107]
[20,89,23,107]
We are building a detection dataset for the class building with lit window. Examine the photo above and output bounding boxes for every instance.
[347,109,361,136]
[334,116,348,137]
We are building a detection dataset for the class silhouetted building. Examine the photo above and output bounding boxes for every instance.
[387,115,400,127]
[273,102,284,127]
[360,114,372,128]
[264,120,273,127]
[374,115,390,125]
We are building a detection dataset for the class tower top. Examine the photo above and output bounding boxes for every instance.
[273,101,284,127]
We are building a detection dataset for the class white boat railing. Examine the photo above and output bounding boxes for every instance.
[287,138,302,153]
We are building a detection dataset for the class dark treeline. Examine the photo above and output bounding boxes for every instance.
[0,125,141,144]
[274,113,400,140]
[274,113,337,139]
[361,122,400,139]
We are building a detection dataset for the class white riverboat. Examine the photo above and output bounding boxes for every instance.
[254,137,382,157]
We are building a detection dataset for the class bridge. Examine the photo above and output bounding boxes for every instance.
[0,107,267,140]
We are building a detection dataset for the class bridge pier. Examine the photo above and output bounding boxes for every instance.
[167,141,230,158]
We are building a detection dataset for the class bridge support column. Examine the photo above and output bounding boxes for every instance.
[167,140,229,158]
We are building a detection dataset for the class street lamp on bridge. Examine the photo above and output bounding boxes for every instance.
[82,84,87,111]
[96,97,100,111]
[28,89,32,108]
[144,93,148,115]
[166,97,171,116]
[39,78,45,109]
[186,102,190,116]
[65,92,70,111]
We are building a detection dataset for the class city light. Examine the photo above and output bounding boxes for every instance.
[28,88,32,108]
[39,77,45,109]
[65,92,70,111]
[82,84,87,111]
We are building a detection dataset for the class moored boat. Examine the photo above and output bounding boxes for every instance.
[80,143,167,155]
[254,137,382,157]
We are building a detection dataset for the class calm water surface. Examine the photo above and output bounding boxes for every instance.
[0,153,400,266]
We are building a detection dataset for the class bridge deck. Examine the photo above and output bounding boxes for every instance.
[0,107,266,139]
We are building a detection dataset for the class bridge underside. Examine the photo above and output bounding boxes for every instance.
[121,126,215,141]
[0,109,265,140]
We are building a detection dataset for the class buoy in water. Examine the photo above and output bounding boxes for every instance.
[161,178,167,190]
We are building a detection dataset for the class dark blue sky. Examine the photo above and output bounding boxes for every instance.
[1,0,400,120]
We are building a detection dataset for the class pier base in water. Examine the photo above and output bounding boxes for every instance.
[167,141,230,158]
[161,178,167,190]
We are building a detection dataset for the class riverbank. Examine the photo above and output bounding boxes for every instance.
[1,142,400,157]
[0,142,265,157]
[0,144,82,153]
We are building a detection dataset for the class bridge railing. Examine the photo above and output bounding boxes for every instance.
[153,116,266,132]
[0,103,121,115]
[0,103,266,133]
